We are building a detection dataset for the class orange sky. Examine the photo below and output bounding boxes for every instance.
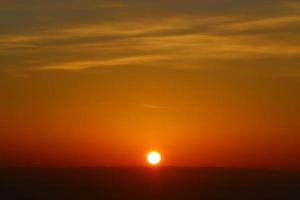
[0,0,300,169]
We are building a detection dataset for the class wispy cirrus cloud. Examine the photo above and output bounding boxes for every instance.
[0,15,231,45]
[96,2,129,8]
[1,0,300,75]
[224,15,300,32]
[37,55,169,71]
[285,0,300,11]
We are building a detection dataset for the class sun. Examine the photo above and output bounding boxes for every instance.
[147,151,161,165]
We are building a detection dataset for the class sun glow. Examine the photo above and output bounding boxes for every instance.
[147,151,161,165]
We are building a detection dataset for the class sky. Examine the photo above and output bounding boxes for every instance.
[0,0,300,169]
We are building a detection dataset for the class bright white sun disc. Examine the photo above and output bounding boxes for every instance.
[147,151,161,165]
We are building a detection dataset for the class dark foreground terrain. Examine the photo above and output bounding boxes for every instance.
[1,167,300,200]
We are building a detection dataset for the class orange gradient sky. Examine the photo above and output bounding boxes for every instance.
[0,0,300,169]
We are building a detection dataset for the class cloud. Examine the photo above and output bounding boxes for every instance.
[36,55,169,71]
[96,2,129,8]
[1,0,300,73]
[140,103,210,112]
[0,15,231,46]
[286,0,300,11]
[225,15,300,32]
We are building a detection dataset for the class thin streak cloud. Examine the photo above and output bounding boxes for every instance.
[225,15,300,31]
[37,55,169,71]
[96,2,129,8]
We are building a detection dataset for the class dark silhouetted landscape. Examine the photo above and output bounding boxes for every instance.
[1,167,300,200]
